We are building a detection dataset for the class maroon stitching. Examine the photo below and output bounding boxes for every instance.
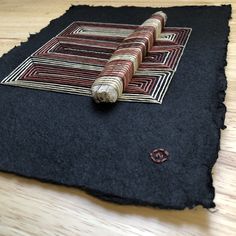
[150,148,169,164]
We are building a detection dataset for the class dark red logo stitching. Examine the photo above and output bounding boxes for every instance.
[150,148,169,164]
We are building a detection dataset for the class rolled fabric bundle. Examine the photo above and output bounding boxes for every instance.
[91,11,167,103]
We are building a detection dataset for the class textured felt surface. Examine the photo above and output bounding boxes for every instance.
[0,5,231,209]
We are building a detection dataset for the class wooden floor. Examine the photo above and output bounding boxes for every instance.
[0,1,235,235]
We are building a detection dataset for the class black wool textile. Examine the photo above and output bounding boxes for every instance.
[0,5,231,209]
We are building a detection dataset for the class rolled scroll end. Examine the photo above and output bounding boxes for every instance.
[141,11,167,38]
[91,76,123,103]
[153,11,168,24]
[92,85,119,103]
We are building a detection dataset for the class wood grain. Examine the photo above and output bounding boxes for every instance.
[0,1,235,235]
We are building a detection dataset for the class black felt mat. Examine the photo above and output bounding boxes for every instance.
[0,5,231,209]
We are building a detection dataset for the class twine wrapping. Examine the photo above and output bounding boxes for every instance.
[91,11,167,103]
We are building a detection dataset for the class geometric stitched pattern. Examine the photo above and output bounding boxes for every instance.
[1,21,191,104]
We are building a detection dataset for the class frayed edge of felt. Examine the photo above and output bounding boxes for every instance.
[215,12,231,131]
[0,168,215,210]
[207,4,232,209]
[70,3,232,9]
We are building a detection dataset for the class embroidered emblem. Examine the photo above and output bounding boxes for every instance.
[150,148,169,164]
